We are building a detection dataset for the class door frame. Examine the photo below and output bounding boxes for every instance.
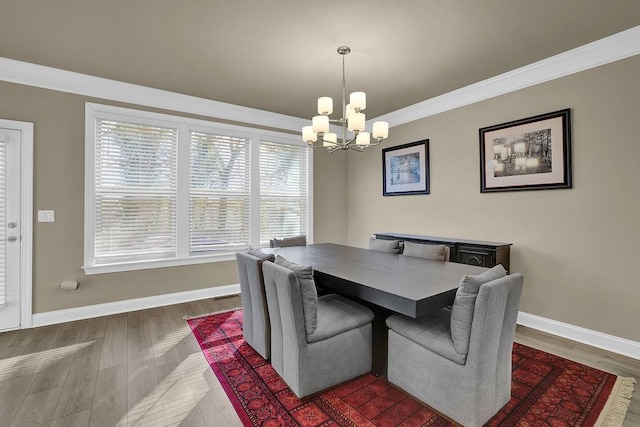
[0,119,33,329]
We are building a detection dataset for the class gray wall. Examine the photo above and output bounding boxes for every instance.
[0,81,340,313]
[2,54,639,344]
[345,55,640,342]
[313,149,348,245]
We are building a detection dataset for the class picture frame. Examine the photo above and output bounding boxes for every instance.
[479,109,571,193]
[382,139,429,196]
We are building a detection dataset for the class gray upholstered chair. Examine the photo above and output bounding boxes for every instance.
[262,257,374,398]
[401,240,451,261]
[236,251,275,360]
[368,236,402,254]
[386,268,524,427]
[269,234,306,248]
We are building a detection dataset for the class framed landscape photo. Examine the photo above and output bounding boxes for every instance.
[479,109,572,193]
[382,139,429,196]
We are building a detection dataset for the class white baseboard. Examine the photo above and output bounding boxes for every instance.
[29,290,639,361]
[518,311,640,361]
[31,284,241,328]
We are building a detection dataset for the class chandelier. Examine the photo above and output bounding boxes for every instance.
[302,46,389,152]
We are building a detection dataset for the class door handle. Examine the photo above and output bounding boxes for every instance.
[6,236,17,242]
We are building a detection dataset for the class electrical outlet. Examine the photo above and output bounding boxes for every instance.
[38,210,55,222]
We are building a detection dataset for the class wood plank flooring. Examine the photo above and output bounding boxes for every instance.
[0,295,637,426]
[0,296,243,427]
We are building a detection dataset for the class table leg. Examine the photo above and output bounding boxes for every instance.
[370,305,392,376]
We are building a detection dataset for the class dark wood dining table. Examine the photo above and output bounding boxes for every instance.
[266,243,489,374]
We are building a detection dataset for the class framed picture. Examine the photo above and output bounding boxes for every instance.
[382,139,429,196]
[479,109,572,193]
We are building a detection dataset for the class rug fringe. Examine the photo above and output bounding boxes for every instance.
[595,376,636,427]
[183,306,242,320]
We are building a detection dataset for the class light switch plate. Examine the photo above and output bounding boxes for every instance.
[38,210,55,222]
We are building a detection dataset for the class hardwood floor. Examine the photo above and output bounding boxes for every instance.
[0,296,637,426]
[0,296,243,427]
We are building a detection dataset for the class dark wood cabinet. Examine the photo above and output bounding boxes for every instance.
[374,232,512,272]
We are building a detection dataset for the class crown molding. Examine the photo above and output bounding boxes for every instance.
[372,25,640,127]
[1,25,638,131]
[0,57,307,133]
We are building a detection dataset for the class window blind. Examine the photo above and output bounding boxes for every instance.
[260,141,308,246]
[94,119,177,263]
[0,135,6,306]
[189,131,250,253]
[85,104,312,273]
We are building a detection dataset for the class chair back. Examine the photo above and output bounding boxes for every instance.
[236,252,271,359]
[269,234,307,248]
[261,261,308,377]
[401,241,450,261]
[467,273,524,403]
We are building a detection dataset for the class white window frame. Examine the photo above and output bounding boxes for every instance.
[84,103,313,275]
[258,140,311,248]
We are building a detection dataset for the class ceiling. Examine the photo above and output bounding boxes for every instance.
[1,1,639,121]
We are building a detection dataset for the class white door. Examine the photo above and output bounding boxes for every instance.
[0,128,21,331]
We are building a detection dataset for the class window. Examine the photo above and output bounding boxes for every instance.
[93,118,178,264]
[85,104,311,274]
[189,131,250,253]
[260,141,308,247]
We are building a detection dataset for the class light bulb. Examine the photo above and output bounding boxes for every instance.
[312,115,329,133]
[345,104,356,120]
[302,126,317,143]
[348,112,365,132]
[323,132,337,147]
[356,132,370,146]
[350,92,366,110]
[372,121,389,139]
[317,97,333,115]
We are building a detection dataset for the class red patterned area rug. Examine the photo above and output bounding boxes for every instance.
[187,309,635,426]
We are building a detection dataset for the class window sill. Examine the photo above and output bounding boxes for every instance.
[83,252,239,275]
